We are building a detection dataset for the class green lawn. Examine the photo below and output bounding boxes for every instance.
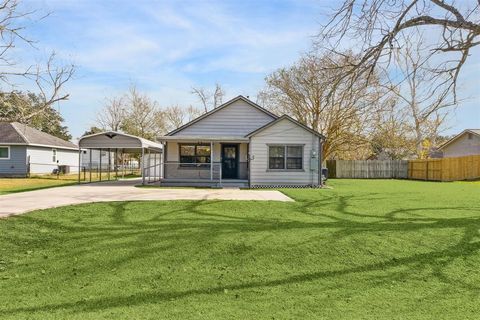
[0,178,76,195]
[0,179,479,319]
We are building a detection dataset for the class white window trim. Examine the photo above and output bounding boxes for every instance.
[0,146,10,160]
[52,148,57,163]
[267,144,304,171]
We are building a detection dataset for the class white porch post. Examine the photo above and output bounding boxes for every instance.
[210,141,213,181]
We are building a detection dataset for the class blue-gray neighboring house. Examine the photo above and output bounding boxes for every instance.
[0,122,79,177]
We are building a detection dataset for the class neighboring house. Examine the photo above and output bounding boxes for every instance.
[81,149,116,170]
[159,95,325,187]
[0,122,78,177]
[437,129,480,158]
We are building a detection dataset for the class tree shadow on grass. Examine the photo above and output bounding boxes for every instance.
[1,195,480,316]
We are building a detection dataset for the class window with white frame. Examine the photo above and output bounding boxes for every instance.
[268,145,303,170]
[52,149,57,162]
[0,146,9,159]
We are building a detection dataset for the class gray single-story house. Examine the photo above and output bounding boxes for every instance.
[0,122,79,177]
[437,129,480,158]
[159,95,325,188]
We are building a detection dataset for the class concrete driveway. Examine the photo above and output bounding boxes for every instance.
[0,180,293,218]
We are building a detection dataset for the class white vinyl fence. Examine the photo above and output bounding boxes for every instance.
[329,160,408,179]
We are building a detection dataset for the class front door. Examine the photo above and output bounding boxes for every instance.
[222,144,238,179]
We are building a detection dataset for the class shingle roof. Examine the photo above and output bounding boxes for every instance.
[0,122,77,150]
[438,129,480,150]
[0,122,25,143]
[470,129,480,135]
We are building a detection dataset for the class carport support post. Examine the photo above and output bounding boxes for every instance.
[115,148,118,180]
[154,151,157,182]
[89,149,92,182]
[99,148,102,182]
[122,150,125,179]
[77,149,82,184]
[141,148,145,185]
[108,148,111,181]
[148,148,151,183]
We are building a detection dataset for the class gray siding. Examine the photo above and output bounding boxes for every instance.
[249,118,320,186]
[0,145,27,177]
[442,133,480,158]
[172,100,275,137]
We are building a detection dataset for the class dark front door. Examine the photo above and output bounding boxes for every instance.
[222,144,238,179]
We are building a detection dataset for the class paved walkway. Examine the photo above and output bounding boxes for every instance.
[0,180,293,218]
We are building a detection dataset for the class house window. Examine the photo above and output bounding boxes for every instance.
[52,149,57,163]
[0,146,9,159]
[268,145,303,170]
[179,144,211,166]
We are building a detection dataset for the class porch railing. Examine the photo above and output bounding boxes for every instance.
[144,162,223,186]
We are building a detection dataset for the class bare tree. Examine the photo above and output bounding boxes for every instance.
[369,97,414,159]
[0,0,36,82]
[191,87,210,113]
[318,0,480,101]
[212,83,224,108]
[163,104,204,132]
[26,53,74,121]
[191,83,225,112]
[96,96,126,131]
[0,1,74,121]
[387,35,457,158]
[120,86,166,140]
[263,52,385,160]
[163,105,185,132]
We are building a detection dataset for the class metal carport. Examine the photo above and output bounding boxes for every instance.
[78,131,163,185]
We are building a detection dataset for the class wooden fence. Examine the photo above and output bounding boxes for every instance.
[408,155,480,181]
[326,155,480,181]
[326,160,408,179]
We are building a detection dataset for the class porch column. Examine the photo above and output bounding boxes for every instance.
[210,141,213,181]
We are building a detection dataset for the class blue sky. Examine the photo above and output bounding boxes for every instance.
[16,0,480,138]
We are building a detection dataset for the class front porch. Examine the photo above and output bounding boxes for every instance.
[159,136,250,188]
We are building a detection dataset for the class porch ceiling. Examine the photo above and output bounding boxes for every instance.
[159,136,249,142]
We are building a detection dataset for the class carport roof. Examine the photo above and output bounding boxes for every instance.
[79,131,163,152]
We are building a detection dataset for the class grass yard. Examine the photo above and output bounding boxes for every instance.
[0,178,76,195]
[0,179,479,319]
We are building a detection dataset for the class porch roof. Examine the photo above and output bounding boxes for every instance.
[159,135,249,142]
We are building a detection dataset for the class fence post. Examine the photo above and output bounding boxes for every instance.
[425,160,428,181]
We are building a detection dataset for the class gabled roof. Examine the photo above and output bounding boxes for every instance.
[0,122,78,150]
[165,95,278,136]
[245,115,326,139]
[79,131,163,152]
[438,129,480,150]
